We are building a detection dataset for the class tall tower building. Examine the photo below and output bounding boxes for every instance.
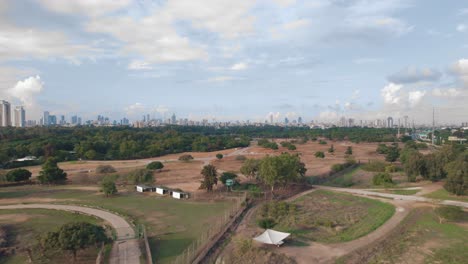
[43,111,50,126]
[171,113,176,124]
[14,106,26,127]
[0,100,12,127]
[387,117,393,128]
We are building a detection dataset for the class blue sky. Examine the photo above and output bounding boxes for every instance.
[0,0,467,124]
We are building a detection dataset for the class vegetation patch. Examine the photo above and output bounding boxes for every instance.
[424,189,468,203]
[255,190,395,243]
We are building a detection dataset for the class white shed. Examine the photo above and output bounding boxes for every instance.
[171,190,189,199]
[156,187,169,195]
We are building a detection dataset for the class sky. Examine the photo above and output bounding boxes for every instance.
[0,0,468,124]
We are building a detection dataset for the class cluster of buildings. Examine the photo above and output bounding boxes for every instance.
[0,100,26,127]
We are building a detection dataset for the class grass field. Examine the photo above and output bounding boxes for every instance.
[339,207,468,264]
[0,185,233,263]
[256,190,395,244]
[372,189,420,195]
[0,209,104,264]
[424,189,468,203]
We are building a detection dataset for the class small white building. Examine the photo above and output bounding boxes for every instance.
[156,186,169,195]
[171,190,190,199]
[136,185,155,193]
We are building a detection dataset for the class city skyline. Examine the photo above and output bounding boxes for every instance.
[0,1,467,123]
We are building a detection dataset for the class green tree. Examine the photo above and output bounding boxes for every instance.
[404,152,425,182]
[216,153,224,160]
[127,169,154,184]
[37,158,67,184]
[444,152,468,195]
[345,146,353,155]
[258,153,305,193]
[372,172,393,185]
[5,168,32,182]
[421,153,446,182]
[40,222,109,261]
[385,146,400,162]
[328,144,335,153]
[146,161,164,171]
[240,159,260,179]
[315,151,325,158]
[95,165,116,174]
[199,164,218,191]
[101,178,118,197]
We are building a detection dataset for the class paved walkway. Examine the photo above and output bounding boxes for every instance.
[0,204,141,264]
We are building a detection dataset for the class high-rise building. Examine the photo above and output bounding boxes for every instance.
[387,117,393,128]
[298,116,303,124]
[284,117,289,124]
[171,113,177,124]
[43,111,50,126]
[49,115,57,125]
[14,106,26,127]
[0,100,12,127]
[60,115,65,125]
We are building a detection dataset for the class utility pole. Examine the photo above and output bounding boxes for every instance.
[432,108,435,145]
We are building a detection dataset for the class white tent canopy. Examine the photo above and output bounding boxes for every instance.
[253,229,290,246]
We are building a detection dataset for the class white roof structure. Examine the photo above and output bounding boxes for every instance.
[253,229,290,246]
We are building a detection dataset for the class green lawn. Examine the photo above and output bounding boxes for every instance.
[0,185,234,263]
[424,189,468,203]
[257,190,395,244]
[0,209,104,264]
[339,207,468,263]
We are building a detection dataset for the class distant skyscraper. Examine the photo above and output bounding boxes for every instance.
[387,117,393,128]
[49,115,57,125]
[0,100,12,127]
[171,113,176,124]
[298,116,303,124]
[60,115,65,125]
[269,114,273,124]
[284,117,289,124]
[43,111,50,126]
[14,106,26,127]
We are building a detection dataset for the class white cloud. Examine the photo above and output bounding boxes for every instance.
[387,67,442,84]
[128,60,153,70]
[124,103,146,116]
[318,111,339,121]
[457,24,467,32]
[231,62,248,71]
[8,75,44,108]
[154,105,169,114]
[432,88,460,97]
[282,19,311,30]
[35,0,131,17]
[272,0,296,7]
[408,90,426,107]
[381,83,402,105]
[451,58,468,87]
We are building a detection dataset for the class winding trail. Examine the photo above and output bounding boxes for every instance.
[0,204,140,264]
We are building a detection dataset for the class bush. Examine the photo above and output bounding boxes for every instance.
[146,161,164,170]
[345,146,353,155]
[178,154,194,162]
[216,153,224,160]
[362,160,387,172]
[5,168,32,182]
[95,165,116,174]
[258,139,279,150]
[257,218,276,229]
[372,172,393,186]
[319,140,327,145]
[315,151,325,158]
[331,164,345,173]
[127,169,154,184]
[235,155,247,161]
[385,165,397,173]
[376,144,389,154]
[328,144,335,153]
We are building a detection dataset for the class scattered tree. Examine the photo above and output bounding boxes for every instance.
[372,172,393,185]
[101,178,118,197]
[444,152,468,195]
[216,153,224,160]
[328,144,335,153]
[95,165,116,174]
[178,154,194,162]
[258,153,306,193]
[257,218,276,229]
[5,168,32,182]
[199,164,218,191]
[404,152,425,182]
[319,140,327,145]
[37,158,67,184]
[127,169,154,184]
[345,146,353,155]
[146,161,164,171]
[240,159,260,179]
[315,151,325,158]
[39,222,109,261]
[385,146,400,162]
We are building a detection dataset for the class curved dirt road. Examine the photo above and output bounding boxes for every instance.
[0,204,140,264]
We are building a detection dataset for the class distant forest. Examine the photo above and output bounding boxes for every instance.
[0,126,400,167]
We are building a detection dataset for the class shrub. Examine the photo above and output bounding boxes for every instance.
[146,161,164,170]
[257,218,276,229]
[95,165,116,174]
[178,154,194,162]
[5,168,32,182]
[372,172,393,186]
[220,172,238,185]
[319,140,327,145]
[331,164,345,173]
[127,169,153,184]
[216,153,224,160]
[385,165,397,173]
[345,146,353,155]
[362,160,387,172]
[328,144,335,153]
[315,151,325,158]
[235,155,247,161]
[376,144,389,154]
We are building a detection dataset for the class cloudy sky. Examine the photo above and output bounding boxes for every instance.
[0,0,467,124]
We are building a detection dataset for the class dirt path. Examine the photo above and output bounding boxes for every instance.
[0,204,141,264]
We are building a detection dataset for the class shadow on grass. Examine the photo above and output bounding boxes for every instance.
[287,239,310,247]
[149,236,193,263]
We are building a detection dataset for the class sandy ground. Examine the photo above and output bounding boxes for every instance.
[0,204,140,264]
